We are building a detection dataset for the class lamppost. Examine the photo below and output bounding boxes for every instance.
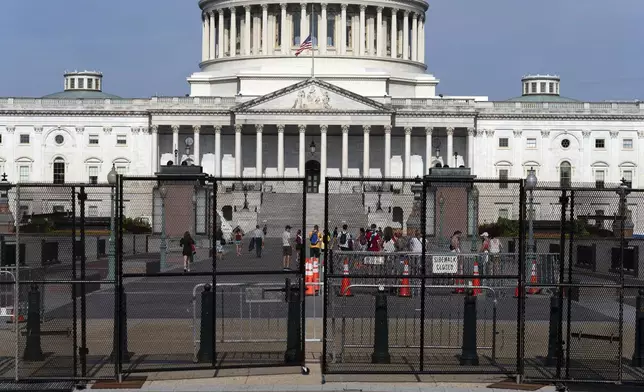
[453,151,458,168]
[376,186,383,212]
[309,141,316,156]
[525,167,538,255]
[159,185,168,270]
[438,193,445,240]
[107,165,117,280]
[470,186,479,252]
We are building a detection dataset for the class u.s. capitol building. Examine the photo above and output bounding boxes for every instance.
[1,0,643,233]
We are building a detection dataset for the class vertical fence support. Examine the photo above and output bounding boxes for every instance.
[79,186,88,377]
[197,284,214,362]
[633,289,644,367]
[618,183,628,383]
[517,181,526,381]
[546,295,561,366]
[371,286,391,364]
[301,177,308,369]
[556,190,568,379]
[564,191,573,379]
[419,177,427,372]
[285,280,303,364]
[22,285,43,361]
[321,177,329,375]
[117,174,124,381]
[211,180,217,368]
[460,289,479,366]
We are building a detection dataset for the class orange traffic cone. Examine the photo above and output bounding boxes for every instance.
[514,285,520,298]
[399,259,411,297]
[305,258,316,296]
[527,260,540,295]
[339,258,353,297]
[472,260,481,296]
[312,258,320,293]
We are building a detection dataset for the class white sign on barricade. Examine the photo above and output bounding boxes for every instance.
[432,255,458,274]
[363,256,385,265]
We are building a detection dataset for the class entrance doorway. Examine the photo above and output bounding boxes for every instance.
[305,160,321,193]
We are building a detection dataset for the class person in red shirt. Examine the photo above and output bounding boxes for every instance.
[366,224,381,252]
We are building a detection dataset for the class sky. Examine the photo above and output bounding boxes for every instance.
[0,0,642,101]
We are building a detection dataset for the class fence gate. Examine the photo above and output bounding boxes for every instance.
[114,175,308,376]
[322,176,525,377]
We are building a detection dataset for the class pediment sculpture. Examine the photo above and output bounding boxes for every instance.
[292,85,332,110]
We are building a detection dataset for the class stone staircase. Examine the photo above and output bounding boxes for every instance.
[326,193,368,231]
[257,193,304,237]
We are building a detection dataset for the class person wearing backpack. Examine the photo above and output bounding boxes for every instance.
[295,229,304,265]
[357,228,367,251]
[308,225,322,259]
[338,224,352,251]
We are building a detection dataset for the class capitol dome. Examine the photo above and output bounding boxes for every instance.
[189,0,437,98]
[506,74,579,102]
[42,70,121,99]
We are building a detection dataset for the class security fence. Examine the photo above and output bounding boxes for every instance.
[323,175,644,384]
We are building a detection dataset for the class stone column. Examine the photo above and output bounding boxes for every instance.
[230,7,237,57]
[171,125,180,163]
[320,124,328,187]
[418,14,424,63]
[341,125,349,176]
[446,127,454,167]
[376,7,383,56]
[253,14,260,54]
[202,13,208,61]
[467,127,475,169]
[582,130,591,182]
[363,125,370,177]
[193,125,201,166]
[513,130,522,177]
[235,124,242,177]
[411,13,418,61]
[281,3,288,54]
[540,130,549,180]
[151,125,159,173]
[485,130,495,177]
[359,5,366,56]
[319,3,327,54]
[390,9,398,58]
[404,126,412,178]
[262,4,269,55]
[244,6,252,55]
[210,12,216,59]
[218,10,225,58]
[425,126,432,174]
[610,131,619,181]
[402,10,409,60]
[384,124,392,177]
[255,124,263,177]
[277,124,285,176]
[300,3,307,43]
[299,124,306,177]
[214,125,222,176]
[340,4,347,55]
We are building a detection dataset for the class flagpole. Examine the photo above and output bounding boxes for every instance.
[310,5,315,78]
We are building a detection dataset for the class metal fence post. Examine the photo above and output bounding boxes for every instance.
[419,177,427,372]
[517,181,526,381]
[556,190,567,379]
[71,186,78,379]
[321,178,329,375]
[564,190,573,379]
[78,186,88,377]
[211,179,217,368]
[618,182,629,383]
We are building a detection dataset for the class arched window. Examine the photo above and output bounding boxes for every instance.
[53,157,65,184]
[222,205,233,221]
[560,161,571,188]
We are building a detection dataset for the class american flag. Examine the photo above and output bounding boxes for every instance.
[295,35,312,56]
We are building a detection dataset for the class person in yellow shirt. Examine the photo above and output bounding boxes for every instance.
[308,225,322,259]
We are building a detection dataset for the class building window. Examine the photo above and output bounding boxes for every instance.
[88,166,99,184]
[524,83,528,94]
[540,82,546,93]
[96,79,100,90]
[55,135,64,145]
[498,168,509,189]
[0,134,2,144]
[327,14,335,47]
[53,158,65,184]
[531,82,536,93]
[498,208,509,220]
[293,11,301,45]
[52,205,65,213]
[0,161,4,175]
[70,78,75,89]
[19,166,29,182]
[498,138,509,148]
[526,138,537,149]
[561,139,570,149]
[89,134,99,145]
[87,79,93,89]
[116,165,127,175]
[622,170,633,187]
[88,206,98,217]
[78,78,84,89]
[560,161,572,187]
[623,139,633,149]
[20,134,30,144]
[549,82,554,93]
[594,170,605,188]
[116,135,127,145]
[595,139,605,149]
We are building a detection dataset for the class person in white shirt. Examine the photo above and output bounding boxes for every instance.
[282,225,293,270]
[338,224,352,251]
[252,225,264,258]
[489,235,502,275]
[409,230,423,253]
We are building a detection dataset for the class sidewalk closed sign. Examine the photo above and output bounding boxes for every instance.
[432,255,458,274]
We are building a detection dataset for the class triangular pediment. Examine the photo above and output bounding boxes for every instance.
[234,78,392,113]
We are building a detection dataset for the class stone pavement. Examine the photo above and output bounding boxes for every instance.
[86,363,556,391]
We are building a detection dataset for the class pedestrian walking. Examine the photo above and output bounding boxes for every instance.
[252,225,264,258]
[234,227,244,256]
[308,225,322,259]
[450,231,462,253]
[295,229,303,265]
[180,231,195,272]
[489,234,502,275]
[282,225,293,270]
[338,224,353,251]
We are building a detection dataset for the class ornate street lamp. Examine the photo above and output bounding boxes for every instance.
[242,185,249,210]
[376,186,383,212]
[438,193,445,239]
[525,167,538,254]
[159,185,168,270]
[470,186,480,252]
[453,151,458,168]
[309,140,316,156]
[106,164,117,280]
